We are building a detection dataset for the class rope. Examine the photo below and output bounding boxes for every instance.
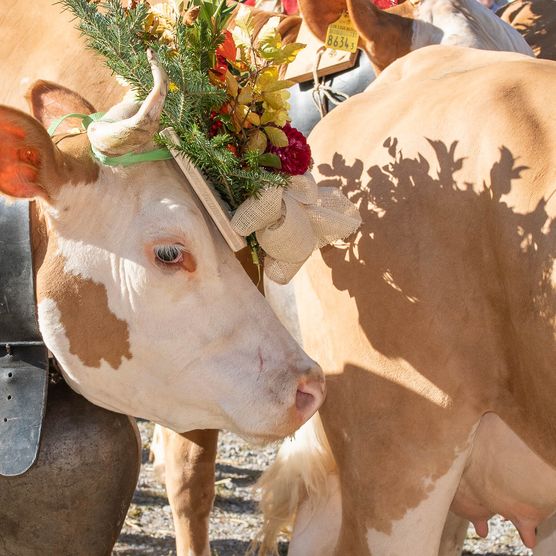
[311,46,351,118]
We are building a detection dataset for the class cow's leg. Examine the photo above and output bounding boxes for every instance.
[439,512,468,556]
[534,514,556,555]
[162,427,219,556]
[361,445,470,556]
[285,444,471,556]
[316,369,481,556]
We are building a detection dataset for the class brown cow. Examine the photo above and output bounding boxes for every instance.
[259,43,556,555]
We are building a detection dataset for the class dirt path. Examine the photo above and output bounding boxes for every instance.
[112,421,531,556]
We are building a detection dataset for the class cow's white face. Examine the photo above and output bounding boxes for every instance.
[0,74,325,440]
[35,159,322,438]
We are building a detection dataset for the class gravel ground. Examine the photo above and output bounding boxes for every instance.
[112,421,532,556]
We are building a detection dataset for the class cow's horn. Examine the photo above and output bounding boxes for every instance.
[87,49,168,157]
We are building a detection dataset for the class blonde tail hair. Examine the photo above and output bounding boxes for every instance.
[254,412,337,555]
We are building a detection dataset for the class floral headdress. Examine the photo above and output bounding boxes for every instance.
[62,0,360,282]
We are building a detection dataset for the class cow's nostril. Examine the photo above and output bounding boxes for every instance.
[295,370,326,422]
[296,389,315,412]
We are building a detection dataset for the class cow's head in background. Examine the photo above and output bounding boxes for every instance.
[298,0,532,73]
[0,54,325,441]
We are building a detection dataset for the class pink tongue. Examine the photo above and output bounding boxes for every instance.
[472,520,489,538]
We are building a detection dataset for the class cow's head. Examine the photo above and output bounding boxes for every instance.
[299,0,532,73]
[0,55,325,440]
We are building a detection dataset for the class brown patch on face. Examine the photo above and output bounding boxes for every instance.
[36,236,132,370]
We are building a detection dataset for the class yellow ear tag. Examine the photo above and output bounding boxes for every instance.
[324,12,359,53]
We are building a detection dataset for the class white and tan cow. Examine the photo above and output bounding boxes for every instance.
[298,0,533,74]
[145,0,536,552]
[259,44,556,555]
[0,52,325,441]
[1,3,303,554]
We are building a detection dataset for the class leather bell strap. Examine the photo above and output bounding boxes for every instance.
[48,112,173,167]
[0,200,48,476]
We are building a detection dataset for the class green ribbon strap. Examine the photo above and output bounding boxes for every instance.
[48,112,173,167]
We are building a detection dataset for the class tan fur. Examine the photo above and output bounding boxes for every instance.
[261,45,556,553]
[162,428,218,556]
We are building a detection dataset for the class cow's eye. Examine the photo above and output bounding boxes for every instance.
[154,245,183,264]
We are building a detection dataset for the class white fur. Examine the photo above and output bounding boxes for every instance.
[411,0,534,55]
[287,474,341,556]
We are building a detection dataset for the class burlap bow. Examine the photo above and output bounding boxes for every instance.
[231,172,361,284]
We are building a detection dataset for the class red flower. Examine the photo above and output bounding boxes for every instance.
[281,0,299,14]
[269,123,311,175]
[217,30,236,63]
[372,0,399,7]
[211,55,228,81]
[226,144,238,156]
[208,111,224,137]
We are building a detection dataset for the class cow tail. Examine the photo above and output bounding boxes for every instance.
[252,412,337,555]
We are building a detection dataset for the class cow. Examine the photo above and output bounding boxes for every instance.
[285,0,535,137]
[0,29,326,554]
[257,43,556,555]
[1,2,306,554]
[298,0,533,74]
[498,0,556,61]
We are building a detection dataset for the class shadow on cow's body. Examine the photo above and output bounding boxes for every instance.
[498,0,556,60]
[259,45,556,555]
[312,139,555,552]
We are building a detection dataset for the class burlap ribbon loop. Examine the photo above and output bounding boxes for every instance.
[231,172,362,284]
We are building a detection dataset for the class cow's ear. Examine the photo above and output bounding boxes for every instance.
[346,0,414,71]
[0,106,64,201]
[26,80,96,134]
[298,0,348,42]
[299,0,414,73]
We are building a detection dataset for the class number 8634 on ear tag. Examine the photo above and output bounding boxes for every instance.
[324,12,359,53]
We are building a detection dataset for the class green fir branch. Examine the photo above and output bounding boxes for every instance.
[61,0,290,210]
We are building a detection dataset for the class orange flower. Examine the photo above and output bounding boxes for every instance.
[217,30,237,63]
